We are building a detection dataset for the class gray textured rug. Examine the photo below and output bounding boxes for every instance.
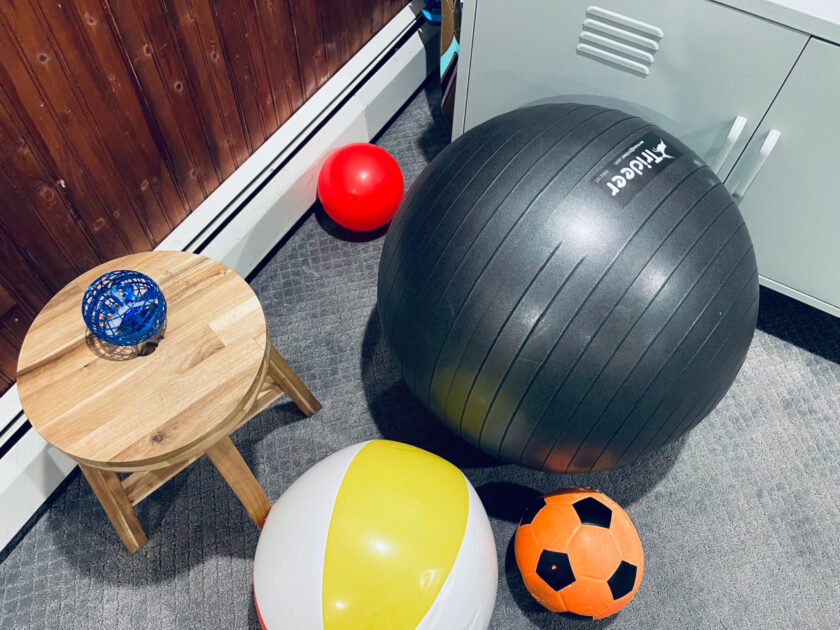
[1,77,838,630]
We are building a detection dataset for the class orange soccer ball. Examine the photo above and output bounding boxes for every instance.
[514,488,644,620]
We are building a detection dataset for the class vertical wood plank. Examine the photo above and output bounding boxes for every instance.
[30,0,174,244]
[0,223,53,313]
[154,0,227,184]
[0,1,156,252]
[210,2,271,149]
[0,302,31,349]
[236,0,282,130]
[163,1,239,178]
[287,1,330,99]
[256,0,305,119]
[0,166,80,291]
[0,23,132,259]
[344,0,362,60]
[182,0,252,162]
[63,0,191,229]
[0,224,55,389]
[372,0,386,35]
[0,98,101,278]
[0,327,15,388]
[247,0,290,126]
[0,282,24,385]
[318,0,347,77]
[0,283,15,320]
[0,302,30,385]
[103,0,217,206]
[358,0,377,54]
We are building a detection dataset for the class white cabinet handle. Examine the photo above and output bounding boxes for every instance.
[710,115,747,175]
[733,129,781,200]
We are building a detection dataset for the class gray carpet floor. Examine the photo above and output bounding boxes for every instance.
[1,77,838,630]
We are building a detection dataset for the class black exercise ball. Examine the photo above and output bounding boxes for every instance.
[377,104,758,473]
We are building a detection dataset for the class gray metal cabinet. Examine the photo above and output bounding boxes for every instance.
[457,0,807,179]
[726,39,840,314]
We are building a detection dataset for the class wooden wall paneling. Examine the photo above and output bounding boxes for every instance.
[123,0,223,194]
[209,1,273,149]
[372,2,386,36]
[63,0,191,231]
[149,0,229,188]
[103,0,216,207]
[358,4,374,48]
[201,2,258,154]
[346,0,367,61]
[0,225,52,314]
[317,1,349,76]
[0,277,34,384]
[0,330,14,388]
[0,239,46,392]
[234,0,286,128]
[0,283,16,322]
[0,20,133,259]
[0,233,53,386]
[0,99,101,279]
[0,2,155,253]
[0,162,81,291]
[0,299,32,385]
[253,0,306,124]
[178,0,252,163]
[287,1,330,99]
[0,306,30,352]
[0,282,18,386]
[29,0,176,245]
[162,1,241,179]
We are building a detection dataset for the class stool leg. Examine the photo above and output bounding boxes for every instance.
[268,344,321,417]
[206,436,271,527]
[79,463,147,554]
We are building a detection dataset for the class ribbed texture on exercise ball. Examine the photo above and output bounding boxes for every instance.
[378,104,758,473]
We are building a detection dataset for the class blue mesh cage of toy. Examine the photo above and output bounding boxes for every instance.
[82,270,167,346]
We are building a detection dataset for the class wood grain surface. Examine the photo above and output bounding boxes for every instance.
[16,250,269,469]
[0,0,408,391]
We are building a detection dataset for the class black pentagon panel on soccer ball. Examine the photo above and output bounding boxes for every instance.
[520,498,547,526]
[608,560,638,600]
[536,550,576,591]
[558,611,594,621]
[572,497,612,528]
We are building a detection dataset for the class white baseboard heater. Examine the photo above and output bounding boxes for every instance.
[0,0,439,554]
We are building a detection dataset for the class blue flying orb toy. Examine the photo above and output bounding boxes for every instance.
[82,270,166,346]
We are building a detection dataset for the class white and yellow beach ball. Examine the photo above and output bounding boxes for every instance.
[253,440,498,629]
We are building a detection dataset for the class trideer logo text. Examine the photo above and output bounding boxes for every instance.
[591,132,682,207]
[604,139,674,196]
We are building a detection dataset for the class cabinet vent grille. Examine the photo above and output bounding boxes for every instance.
[577,6,664,76]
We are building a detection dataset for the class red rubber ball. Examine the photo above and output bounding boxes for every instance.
[317,143,404,231]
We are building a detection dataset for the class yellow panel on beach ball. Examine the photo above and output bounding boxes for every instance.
[322,440,469,630]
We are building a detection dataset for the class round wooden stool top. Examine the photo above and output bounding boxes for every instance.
[17,251,269,471]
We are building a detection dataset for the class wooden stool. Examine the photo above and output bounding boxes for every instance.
[16,251,320,553]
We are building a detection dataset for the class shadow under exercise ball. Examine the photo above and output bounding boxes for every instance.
[377,104,758,473]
